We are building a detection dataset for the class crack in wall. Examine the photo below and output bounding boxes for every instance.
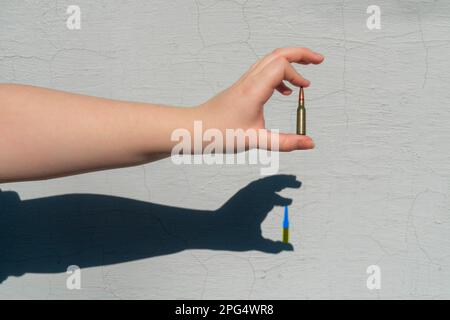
[340,0,349,131]
[405,190,442,268]
[416,10,429,89]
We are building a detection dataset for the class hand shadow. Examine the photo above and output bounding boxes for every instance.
[0,174,301,283]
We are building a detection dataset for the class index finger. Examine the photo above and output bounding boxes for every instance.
[273,47,324,64]
[250,47,324,75]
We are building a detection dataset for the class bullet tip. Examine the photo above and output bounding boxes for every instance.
[299,87,304,103]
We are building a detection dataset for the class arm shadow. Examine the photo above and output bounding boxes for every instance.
[0,174,301,283]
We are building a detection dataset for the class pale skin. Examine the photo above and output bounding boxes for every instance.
[0,47,324,183]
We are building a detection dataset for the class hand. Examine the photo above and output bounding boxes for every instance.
[197,47,324,152]
[211,174,301,253]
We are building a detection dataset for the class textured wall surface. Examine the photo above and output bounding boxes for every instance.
[1,0,450,299]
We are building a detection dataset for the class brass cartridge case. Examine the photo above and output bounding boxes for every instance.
[296,87,305,135]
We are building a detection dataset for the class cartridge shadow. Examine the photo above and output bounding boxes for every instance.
[0,174,300,283]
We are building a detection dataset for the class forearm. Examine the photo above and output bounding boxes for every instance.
[0,84,200,182]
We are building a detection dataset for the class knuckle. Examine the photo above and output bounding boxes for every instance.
[271,48,284,57]
[281,57,290,67]
[272,55,286,67]
[296,47,307,57]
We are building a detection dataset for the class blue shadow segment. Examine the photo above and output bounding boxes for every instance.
[0,174,301,283]
[283,206,289,229]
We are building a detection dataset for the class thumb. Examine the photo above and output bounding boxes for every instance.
[259,129,315,151]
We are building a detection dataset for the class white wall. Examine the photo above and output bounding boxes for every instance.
[1,0,450,299]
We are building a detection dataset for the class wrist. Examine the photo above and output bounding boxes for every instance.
[136,104,204,157]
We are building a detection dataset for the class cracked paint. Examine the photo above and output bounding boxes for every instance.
[1,0,450,299]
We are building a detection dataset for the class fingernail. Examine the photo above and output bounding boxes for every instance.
[303,139,315,149]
